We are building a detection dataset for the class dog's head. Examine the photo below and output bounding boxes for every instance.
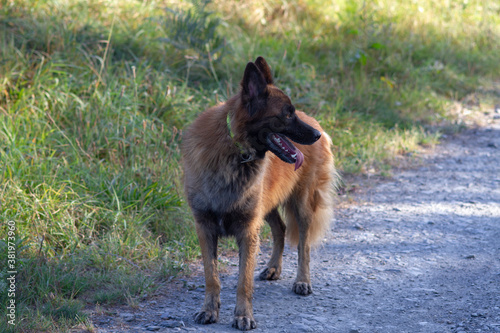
[237,57,321,170]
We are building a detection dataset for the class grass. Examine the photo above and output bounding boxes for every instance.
[0,0,499,330]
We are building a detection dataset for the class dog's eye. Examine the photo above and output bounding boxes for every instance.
[283,105,295,119]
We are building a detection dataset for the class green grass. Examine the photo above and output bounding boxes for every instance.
[1,0,499,330]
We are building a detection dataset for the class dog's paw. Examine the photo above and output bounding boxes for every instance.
[259,267,281,280]
[293,281,313,295]
[232,315,257,331]
[194,309,219,324]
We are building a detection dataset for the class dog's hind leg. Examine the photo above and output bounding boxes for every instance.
[233,224,259,330]
[259,209,285,280]
[293,216,313,295]
[285,200,314,296]
[193,222,221,324]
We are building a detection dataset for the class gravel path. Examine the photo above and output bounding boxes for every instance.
[91,111,500,333]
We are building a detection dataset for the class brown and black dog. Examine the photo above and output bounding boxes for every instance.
[182,57,338,330]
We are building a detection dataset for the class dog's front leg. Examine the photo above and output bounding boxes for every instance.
[233,227,259,330]
[194,223,220,324]
[259,209,285,280]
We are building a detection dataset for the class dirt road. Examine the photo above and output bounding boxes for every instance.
[92,111,500,333]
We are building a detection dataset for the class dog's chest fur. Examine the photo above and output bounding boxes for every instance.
[187,156,265,213]
[185,155,268,236]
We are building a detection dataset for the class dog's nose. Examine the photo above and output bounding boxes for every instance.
[314,130,322,142]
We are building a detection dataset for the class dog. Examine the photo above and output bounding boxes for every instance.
[182,57,338,330]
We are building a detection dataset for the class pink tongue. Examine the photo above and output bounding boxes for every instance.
[294,148,304,171]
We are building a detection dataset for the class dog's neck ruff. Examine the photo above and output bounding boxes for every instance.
[226,113,256,163]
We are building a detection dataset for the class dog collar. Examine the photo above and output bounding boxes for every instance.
[226,113,255,163]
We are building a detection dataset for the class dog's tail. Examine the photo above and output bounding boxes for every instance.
[284,132,339,247]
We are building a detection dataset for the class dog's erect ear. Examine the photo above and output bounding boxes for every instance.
[254,56,273,84]
[242,62,267,99]
[242,62,268,117]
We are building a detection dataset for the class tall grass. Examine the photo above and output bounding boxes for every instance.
[1,0,499,330]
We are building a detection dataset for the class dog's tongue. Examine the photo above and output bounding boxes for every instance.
[294,148,304,171]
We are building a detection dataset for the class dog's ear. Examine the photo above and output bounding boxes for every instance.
[254,56,273,84]
[241,62,268,117]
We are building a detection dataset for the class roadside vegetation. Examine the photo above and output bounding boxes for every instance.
[1,0,499,331]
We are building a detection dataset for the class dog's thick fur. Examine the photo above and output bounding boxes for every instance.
[182,57,338,330]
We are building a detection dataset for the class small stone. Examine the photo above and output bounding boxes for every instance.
[471,313,479,317]
[312,316,329,323]
[349,330,360,333]
[393,207,401,211]
[465,255,476,259]
[302,319,317,327]
[160,320,183,328]
[119,313,135,322]
[124,315,135,322]
[119,312,134,318]
[292,323,313,332]
[146,326,161,331]
[160,312,175,320]
[487,143,498,148]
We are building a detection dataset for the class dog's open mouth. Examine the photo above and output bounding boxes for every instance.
[267,133,304,171]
